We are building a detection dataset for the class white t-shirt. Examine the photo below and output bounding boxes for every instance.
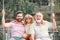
[29,21,52,40]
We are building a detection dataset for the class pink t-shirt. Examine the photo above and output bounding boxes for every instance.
[9,21,25,37]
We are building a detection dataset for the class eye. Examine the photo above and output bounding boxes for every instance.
[26,18,31,19]
[37,15,41,17]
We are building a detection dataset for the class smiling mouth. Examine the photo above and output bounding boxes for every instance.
[37,19,41,20]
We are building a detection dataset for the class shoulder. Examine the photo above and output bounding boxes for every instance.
[11,20,16,23]
[31,21,36,25]
[44,20,51,23]
[44,21,52,26]
[8,20,16,25]
[30,22,36,28]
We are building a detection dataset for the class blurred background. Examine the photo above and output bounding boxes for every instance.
[0,0,60,40]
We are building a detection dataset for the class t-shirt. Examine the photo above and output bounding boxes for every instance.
[25,24,31,34]
[9,21,25,37]
[29,21,52,39]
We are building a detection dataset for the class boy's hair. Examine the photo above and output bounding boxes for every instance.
[16,11,23,16]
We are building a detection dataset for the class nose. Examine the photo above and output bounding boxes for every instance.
[37,16,41,18]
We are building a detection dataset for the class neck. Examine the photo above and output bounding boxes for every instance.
[27,23,30,24]
[36,20,45,26]
[36,22,41,26]
[16,20,22,23]
[27,22,31,24]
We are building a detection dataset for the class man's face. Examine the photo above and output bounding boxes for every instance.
[35,12,43,23]
[16,13,23,22]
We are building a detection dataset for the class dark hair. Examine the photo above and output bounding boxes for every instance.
[16,11,23,16]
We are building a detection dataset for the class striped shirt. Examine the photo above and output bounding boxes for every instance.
[9,21,25,37]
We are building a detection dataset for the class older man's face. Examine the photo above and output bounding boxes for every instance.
[35,12,43,23]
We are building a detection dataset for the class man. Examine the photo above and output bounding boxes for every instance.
[29,12,57,40]
[2,9,26,40]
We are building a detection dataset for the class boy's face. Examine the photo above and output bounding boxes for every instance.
[16,13,23,22]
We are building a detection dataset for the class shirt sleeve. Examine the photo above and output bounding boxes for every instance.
[47,22,53,29]
[29,23,35,35]
[8,22,13,28]
[46,21,53,32]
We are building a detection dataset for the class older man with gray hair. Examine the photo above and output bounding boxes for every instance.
[29,12,57,40]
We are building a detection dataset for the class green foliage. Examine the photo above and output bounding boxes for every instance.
[0,0,40,21]
[0,0,60,40]
[0,0,60,22]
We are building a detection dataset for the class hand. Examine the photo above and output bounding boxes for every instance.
[23,33,31,39]
[51,13,55,20]
[2,9,5,15]
[23,33,28,38]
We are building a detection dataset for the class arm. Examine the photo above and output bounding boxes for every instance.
[31,34,34,40]
[2,9,10,28]
[51,13,58,31]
